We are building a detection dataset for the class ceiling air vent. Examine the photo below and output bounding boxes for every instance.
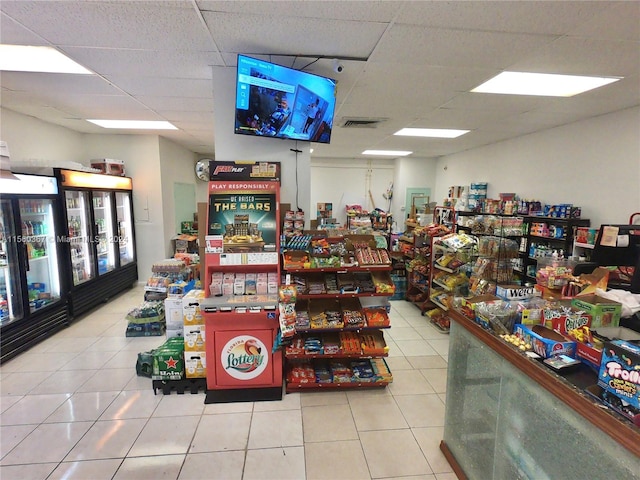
[341,117,387,128]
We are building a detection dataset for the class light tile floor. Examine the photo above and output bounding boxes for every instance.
[0,287,454,480]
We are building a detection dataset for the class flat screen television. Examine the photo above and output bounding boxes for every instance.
[234,54,337,144]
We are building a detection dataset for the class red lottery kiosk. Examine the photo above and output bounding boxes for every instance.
[201,161,283,403]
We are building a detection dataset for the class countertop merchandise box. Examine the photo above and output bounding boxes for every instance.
[514,323,577,359]
[571,327,640,371]
[91,158,125,176]
[184,351,207,378]
[571,295,622,328]
[542,307,591,335]
[597,339,640,409]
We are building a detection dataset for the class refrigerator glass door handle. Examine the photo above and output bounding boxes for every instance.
[23,242,30,271]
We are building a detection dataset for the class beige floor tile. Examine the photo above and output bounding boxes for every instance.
[203,400,254,415]
[65,419,146,460]
[102,349,140,369]
[8,352,79,373]
[28,369,96,395]
[76,368,136,392]
[387,327,423,341]
[88,336,132,352]
[360,429,432,478]
[305,440,370,479]
[415,325,449,340]
[243,446,306,480]
[59,350,117,371]
[345,387,392,402]
[395,339,438,357]
[389,315,410,327]
[112,454,185,480]
[153,392,205,417]
[0,424,37,459]
[299,390,348,407]
[189,413,251,452]
[385,338,403,357]
[179,451,245,480]
[129,415,200,456]
[254,390,299,411]
[388,369,436,396]
[1,421,92,465]
[119,337,167,352]
[379,475,436,480]
[438,393,447,405]
[412,426,454,474]
[407,356,448,370]
[435,473,458,480]
[0,396,23,414]
[0,462,57,480]
[395,394,446,428]
[384,355,415,371]
[48,459,123,480]
[302,404,358,442]
[0,393,71,425]
[40,336,100,353]
[100,389,162,420]
[427,338,450,356]
[420,368,448,393]
[349,395,408,431]
[45,391,120,423]
[0,371,50,396]
[249,409,303,449]
[123,374,153,390]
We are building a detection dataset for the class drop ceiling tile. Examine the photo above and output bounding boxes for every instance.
[0,72,122,95]
[203,11,386,58]
[441,92,549,113]
[394,1,607,35]
[1,1,213,50]
[62,47,220,79]
[0,12,48,45]
[135,96,213,112]
[507,36,640,77]
[161,111,215,123]
[412,108,517,131]
[197,0,401,22]
[105,77,214,98]
[568,2,640,41]
[370,24,559,69]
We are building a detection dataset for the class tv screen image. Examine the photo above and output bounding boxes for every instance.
[235,55,337,144]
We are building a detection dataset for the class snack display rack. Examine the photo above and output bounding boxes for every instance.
[282,234,395,392]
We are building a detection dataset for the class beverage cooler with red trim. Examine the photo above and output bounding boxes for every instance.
[200,161,283,403]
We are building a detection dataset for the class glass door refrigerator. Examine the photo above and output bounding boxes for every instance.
[0,174,69,363]
[55,169,138,317]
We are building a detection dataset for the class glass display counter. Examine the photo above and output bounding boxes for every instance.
[442,310,640,480]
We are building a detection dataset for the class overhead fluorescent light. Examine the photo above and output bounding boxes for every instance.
[471,71,621,97]
[87,120,177,130]
[394,128,469,138]
[362,150,412,156]
[0,44,92,74]
[310,148,314,153]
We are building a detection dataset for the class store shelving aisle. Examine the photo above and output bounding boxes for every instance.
[0,287,455,480]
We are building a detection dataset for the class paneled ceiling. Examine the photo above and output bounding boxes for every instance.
[1,0,638,160]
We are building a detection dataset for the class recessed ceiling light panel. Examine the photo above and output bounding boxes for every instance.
[472,71,621,97]
[87,120,177,130]
[0,44,92,74]
[394,128,469,138]
[362,150,412,156]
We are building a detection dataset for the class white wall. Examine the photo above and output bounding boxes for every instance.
[435,107,640,227]
[83,133,165,282]
[310,158,394,226]
[212,66,311,223]
[1,108,84,163]
[392,156,438,228]
[158,136,198,256]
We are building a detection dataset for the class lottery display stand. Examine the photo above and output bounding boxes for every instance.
[201,161,283,403]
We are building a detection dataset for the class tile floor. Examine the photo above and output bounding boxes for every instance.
[0,287,455,480]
